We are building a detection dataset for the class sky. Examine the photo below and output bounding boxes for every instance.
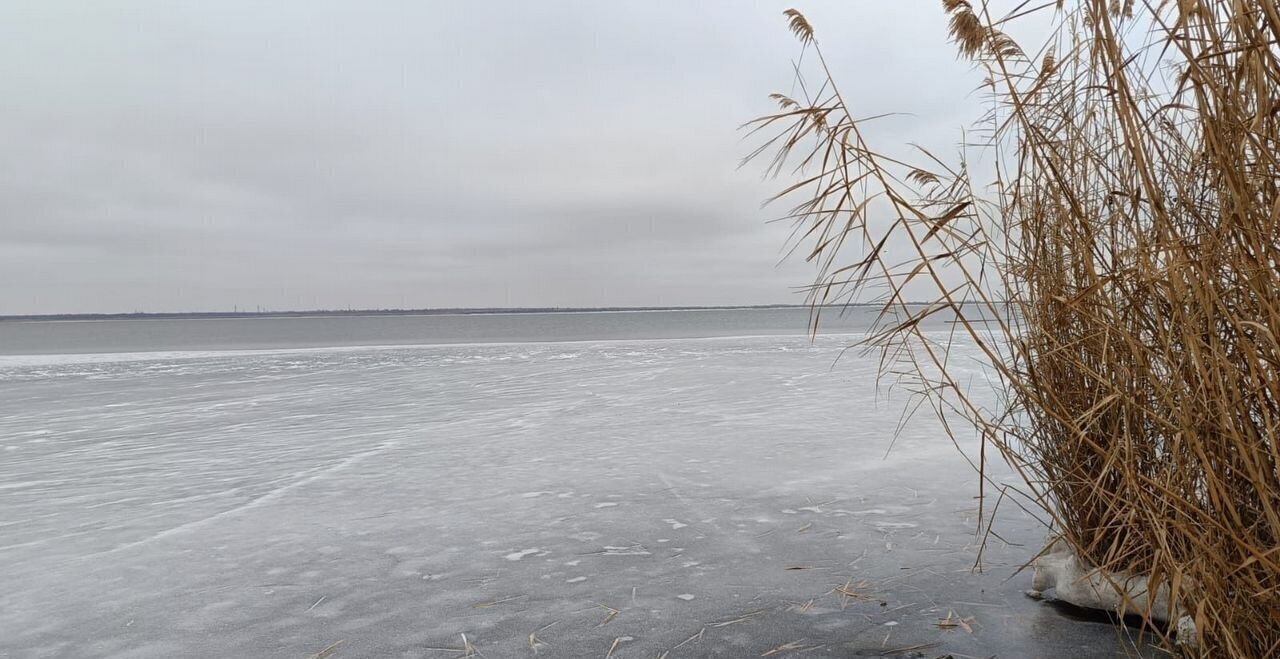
[0,1,988,315]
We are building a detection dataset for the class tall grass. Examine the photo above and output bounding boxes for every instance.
[747,2,1280,655]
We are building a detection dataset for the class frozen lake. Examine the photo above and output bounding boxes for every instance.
[0,313,1153,657]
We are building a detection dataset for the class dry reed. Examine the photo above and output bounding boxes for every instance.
[747,1,1280,655]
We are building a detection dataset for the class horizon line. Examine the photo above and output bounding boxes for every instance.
[0,302,931,322]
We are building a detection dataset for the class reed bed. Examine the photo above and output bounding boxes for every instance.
[747,2,1280,655]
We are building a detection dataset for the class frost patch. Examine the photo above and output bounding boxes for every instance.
[565,576,587,583]
[663,518,687,529]
[676,593,696,601]
[594,502,618,509]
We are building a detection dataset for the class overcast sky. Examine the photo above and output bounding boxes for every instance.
[0,1,986,314]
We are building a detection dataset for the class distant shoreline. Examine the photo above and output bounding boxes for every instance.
[0,303,901,323]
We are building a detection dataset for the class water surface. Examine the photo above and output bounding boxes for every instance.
[0,306,929,355]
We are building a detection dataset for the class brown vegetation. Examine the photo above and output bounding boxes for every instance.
[747,1,1280,655]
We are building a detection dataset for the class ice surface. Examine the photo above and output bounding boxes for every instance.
[0,335,1156,657]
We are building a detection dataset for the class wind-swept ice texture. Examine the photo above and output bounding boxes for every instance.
[0,335,1151,657]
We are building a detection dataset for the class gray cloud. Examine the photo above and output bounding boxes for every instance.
[0,1,986,314]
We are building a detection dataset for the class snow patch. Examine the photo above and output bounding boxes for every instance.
[598,545,651,556]
[872,521,918,530]
[504,548,540,561]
